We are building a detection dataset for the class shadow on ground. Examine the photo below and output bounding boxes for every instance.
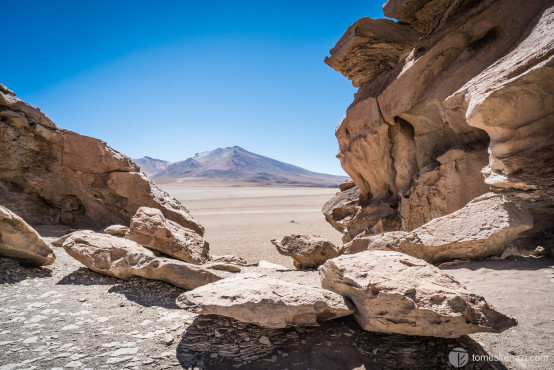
[176,315,508,369]
[439,256,554,272]
[56,267,185,309]
[0,257,53,284]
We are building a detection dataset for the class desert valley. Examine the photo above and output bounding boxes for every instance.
[1,0,554,369]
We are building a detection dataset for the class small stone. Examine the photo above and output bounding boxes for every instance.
[259,336,271,346]
[161,334,173,346]
[78,298,87,302]
[210,353,218,358]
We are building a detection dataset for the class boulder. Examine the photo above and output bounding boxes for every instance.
[101,224,129,237]
[271,235,340,270]
[0,206,55,266]
[319,250,517,337]
[0,84,203,234]
[63,231,224,290]
[345,193,534,263]
[257,260,289,270]
[210,255,248,266]
[125,207,209,264]
[325,17,421,87]
[397,193,534,262]
[176,273,355,328]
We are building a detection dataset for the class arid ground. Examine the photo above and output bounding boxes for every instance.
[158,183,343,269]
[0,184,552,369]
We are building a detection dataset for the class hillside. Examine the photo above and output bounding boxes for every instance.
[134,147,348,187]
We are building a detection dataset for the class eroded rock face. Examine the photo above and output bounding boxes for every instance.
[176,273,355,328]
[271,235,340,270]
[319,251,517,338]
[63,231,224,290]
[0,85,203,235]
[125,207,209,264]
[324,17,421,87]
[345,194,534,263]
[0,206,55,266]
[324,0,554,248]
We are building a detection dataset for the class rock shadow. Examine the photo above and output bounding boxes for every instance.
[0,257,53,284]
[176,315,508,369]
[440,256,554,272]
[107,279,185,309]
[56,267,120,286]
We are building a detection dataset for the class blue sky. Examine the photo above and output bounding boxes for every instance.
[2,1,386,175]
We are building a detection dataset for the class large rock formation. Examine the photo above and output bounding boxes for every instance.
[0,84,203,235]
[319,250,517,338]
[63,231,224,290]
[125,207,209,264]
[177,273,355,328]
[0,205,55,266]
[324,0,554,250]
[345,193,534,263]
[271,234,340,270]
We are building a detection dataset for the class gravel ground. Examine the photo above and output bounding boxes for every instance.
[0,229,551,369]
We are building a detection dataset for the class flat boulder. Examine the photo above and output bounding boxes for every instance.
[125,207,209,264]
[319,250,517,338]
[271,234,340,270]
[344,193,534,263]
[0,206,56,266]
[177,273,355,328]
[63,231,224,290]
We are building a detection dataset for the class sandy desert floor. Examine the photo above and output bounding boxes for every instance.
[159,183,343,269]
[0,184,552,369]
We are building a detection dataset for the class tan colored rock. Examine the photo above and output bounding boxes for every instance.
[383,0,473,35]
[257,260,289,270]
[101,224,129,237]
[0,206,55,266]
[125,207,209,264]
[325,17,420,87]
[397,193,534,263]
[344,231,409,255]
[210,255,248,266]
[63,231,224,289]
[324,0,553,249]
[0,85,203,235]
[319,250,517,337]
[338,180,356,192]
[176,273,355,328]
[271,235,340,270]
[345,193,534,263]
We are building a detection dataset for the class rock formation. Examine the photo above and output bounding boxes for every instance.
[63,231,225,290]
[323,0,554,252]
[125,207,209,264]
[176,273,355,328]
[0,205,55,266]
[271,234,340,269]
[344,193,534,262]
[319,250,517,338]
[0,84,203,235]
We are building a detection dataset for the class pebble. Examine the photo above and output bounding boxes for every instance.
[258,336,271,346]
[161,334,173,346]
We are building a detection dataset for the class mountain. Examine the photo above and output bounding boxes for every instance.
[133,156,170,177]
[134,147,349,187]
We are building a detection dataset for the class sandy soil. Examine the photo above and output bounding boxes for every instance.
[159,183,343,269]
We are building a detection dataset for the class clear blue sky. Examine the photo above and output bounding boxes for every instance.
[2,1,386,175]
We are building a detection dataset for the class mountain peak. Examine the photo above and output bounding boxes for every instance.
[135,147,348,187]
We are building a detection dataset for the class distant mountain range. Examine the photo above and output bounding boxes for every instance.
[134,146,348,187]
